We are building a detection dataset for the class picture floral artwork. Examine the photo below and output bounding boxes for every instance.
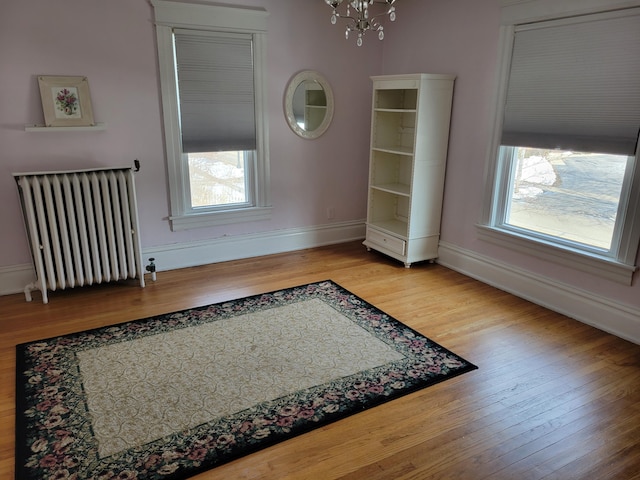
[53,87,80,119]
[37,76,95,127]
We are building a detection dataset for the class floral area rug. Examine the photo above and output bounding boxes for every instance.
[16,280,477,479]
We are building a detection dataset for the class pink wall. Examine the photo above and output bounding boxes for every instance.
[1,0,638,309]
[384,0,639,307]
[0,0,380,264]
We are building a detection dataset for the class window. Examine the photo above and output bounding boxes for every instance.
[499,147,629,252]
[152,0,271,231]
[481,5,640,284]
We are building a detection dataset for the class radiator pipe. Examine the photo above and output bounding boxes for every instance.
[146,258,157,282]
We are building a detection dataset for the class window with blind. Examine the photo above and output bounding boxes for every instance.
[175,31,255,210]
[481,5,640,284]
[152,0,271,231]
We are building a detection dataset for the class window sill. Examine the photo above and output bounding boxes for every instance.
[170,206,272,231]
[476,224,637,285]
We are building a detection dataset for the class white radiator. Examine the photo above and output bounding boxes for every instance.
[14,167,145,303]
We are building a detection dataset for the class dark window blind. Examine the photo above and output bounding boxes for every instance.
[501,9,640,155]
[174,30,256,153]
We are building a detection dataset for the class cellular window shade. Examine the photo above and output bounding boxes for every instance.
[501,10,640,156]
[174,30,256,153]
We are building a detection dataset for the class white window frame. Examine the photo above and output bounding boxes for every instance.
[151,0,271,231]
[479,0,640,285]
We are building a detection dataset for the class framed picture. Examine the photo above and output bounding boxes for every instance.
[37,75,95,127]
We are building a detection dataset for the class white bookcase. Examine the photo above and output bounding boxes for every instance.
[363,74,455,267]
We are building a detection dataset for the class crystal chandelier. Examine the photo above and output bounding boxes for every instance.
[324,0,397,47]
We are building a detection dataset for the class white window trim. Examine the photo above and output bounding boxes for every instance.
[500,0,640,25]
[151,0,271,231]
[480,0,640,285]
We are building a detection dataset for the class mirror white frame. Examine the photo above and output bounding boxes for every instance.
[284,70,334,139]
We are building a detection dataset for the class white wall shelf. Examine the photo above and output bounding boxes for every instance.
[24,123,107,132]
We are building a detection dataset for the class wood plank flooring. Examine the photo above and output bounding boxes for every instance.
[1,241,639,479]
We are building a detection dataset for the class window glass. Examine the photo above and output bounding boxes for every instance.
[188,151,250,208]
[501,147,628,252]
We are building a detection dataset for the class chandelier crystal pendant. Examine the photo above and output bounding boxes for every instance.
[325,0,397,47]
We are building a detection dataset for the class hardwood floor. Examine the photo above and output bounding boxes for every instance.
[1,241,639,479]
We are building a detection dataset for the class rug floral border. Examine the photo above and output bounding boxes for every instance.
[16,280,477,480]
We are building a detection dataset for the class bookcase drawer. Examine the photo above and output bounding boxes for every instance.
[367,228,406,256]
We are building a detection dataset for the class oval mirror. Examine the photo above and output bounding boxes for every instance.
[284,70,334,139]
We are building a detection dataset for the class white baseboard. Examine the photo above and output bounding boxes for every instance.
[0,220,366,297]
[142,220,366,271]
[437,241,640,345]
[0,264,35,297]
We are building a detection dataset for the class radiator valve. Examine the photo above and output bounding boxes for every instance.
[146,258,157,282]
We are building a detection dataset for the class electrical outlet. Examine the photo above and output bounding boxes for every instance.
[326,207,335,219]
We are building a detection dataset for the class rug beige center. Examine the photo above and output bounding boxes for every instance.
[76,298,405,458]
